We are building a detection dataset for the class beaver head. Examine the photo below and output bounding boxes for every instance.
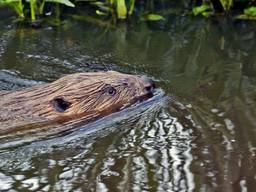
[1,71,155,123]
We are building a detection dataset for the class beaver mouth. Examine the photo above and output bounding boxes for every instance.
[131,89,155,107]
[137,92,154,102]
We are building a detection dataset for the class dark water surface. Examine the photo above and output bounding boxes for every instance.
[1,15,256,191]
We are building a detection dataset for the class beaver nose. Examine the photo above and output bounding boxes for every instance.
[140,75,155,93]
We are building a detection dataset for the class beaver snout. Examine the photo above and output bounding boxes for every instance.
[140,75,155,94]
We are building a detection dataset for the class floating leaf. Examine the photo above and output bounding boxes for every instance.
[193,4,212,16]
[145,13,164,21]
[202,11,213,17]
[92,1,106,7]
[96,10,108,16]
[244,6,256,16]
[236,14,256,20]
[92,2,112,12]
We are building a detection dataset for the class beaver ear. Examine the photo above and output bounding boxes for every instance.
[51,96,71,112]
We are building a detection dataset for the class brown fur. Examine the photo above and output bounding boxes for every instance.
[0,71,153,139]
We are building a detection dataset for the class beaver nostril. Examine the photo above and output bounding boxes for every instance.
[140,75,155,93]
[145,85,153,93]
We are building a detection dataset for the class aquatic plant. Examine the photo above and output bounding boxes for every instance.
[189,0,256,20]
[219,0,233,12]
[0,0,24,18]
[0,0,75,22]
[0,0,256,24]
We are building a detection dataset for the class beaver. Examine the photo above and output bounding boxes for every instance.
[0,71,155,144]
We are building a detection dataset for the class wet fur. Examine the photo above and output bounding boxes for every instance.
[0,71,151,139]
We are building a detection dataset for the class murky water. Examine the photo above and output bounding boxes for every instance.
[1,14,256,191]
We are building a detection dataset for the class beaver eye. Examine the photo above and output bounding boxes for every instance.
[105,86,116,96]
[51,97,71,112]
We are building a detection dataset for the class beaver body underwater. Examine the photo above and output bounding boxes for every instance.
[0,71,155,144]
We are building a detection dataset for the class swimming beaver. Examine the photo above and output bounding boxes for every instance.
[0,71,155,142]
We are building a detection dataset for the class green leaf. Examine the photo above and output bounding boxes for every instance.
[29,0,36,21]
[96,10,107,16]
[0,0,24,18]
[92,1,105,7]
[128,0,135,15]
[0,0,20,5]
[74,0,95,1]
[193,4,212,16]
[145,13,164,21]
[244,6,256,16]
[46,0,75,7]
[202,11,213,17]
[116,0,127,19]
[219,0,233,12]
[91,2,112,12]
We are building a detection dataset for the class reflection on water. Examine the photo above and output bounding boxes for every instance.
[1,15,256,191]
[0,100,196,191]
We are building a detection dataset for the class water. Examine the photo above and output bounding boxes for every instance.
[1,14,256,191]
